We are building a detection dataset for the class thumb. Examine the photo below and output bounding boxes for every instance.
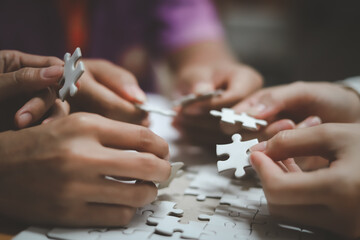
[0,65,63,101]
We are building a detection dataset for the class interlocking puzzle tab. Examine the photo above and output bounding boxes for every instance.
[216,134,258,178]
[210,108,267,131]
[59,47,85,101]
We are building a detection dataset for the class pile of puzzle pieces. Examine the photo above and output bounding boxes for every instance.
[14,167,327,240]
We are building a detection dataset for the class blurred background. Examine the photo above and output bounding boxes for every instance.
[215,0,360,86]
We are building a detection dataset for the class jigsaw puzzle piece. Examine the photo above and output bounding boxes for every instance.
[210,108,268,131]
[219,193,261,211]
[59,47,85,101]
[149,232,183,240]
[135,103,176,117]
[200,223,251,240]
[216,134,258,178]
[184,186,224,201]
[147,215,206,239]
[123,211,155,234]
[13,227,51,240]
[136,200,183,218]
[47,228,103,240]
[157,162,184,189]
[99,229,152,240]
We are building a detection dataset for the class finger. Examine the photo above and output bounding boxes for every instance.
[14,87,57,128]
[42,99,70,124]
[296,116,322,129]
[84,60,146,103]
[177,66,214,95]
[87,181,157,208]
[210,66,263,108]
[250,151,332,205]
[250,125,339,161]
[89,116,169,159]
[91,149,171,182]
[69,75,147,125]
[268,204,344,237]
[281,158,302,173]
[0,66,63,101]
[0,50,63,73]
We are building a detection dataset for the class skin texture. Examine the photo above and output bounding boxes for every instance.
[234,81,360,124]
[0,113,170,227]
[250,124,360,238]
[69,59,149,126]
[170,41,263,145]
[0,50,68,130]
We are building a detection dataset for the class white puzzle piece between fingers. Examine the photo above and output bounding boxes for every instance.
[216,134,258,178]
[59,47,85,101]
[210,108,267,131]
[157,162,184,189]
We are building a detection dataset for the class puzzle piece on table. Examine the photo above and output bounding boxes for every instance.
[149,232,183,240]
[184,186,224,201]
[210,108,267,131]
[251,222,302,240]
[200,223,251,240]
[157,162,184,189]
[135,103,177,117]
[216,134,259,178]
[13,227,51,240]
[184,171,230,201]
[137,200,183,218]
[189,171,230,189]
[173,89,223,106]
[99,229,152,240]
[219,193,261,210]
[47,228,103,240]
[147,215,206,239]
[123,211,155,234]
[59,47,85,101]
[198,206,251,230]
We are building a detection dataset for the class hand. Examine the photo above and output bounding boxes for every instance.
[173,62,263,145]
[250,123,360,238]
[0,113,170,227]
[234,81,360,124]
[0,50,65,130]
[69,59,149,126]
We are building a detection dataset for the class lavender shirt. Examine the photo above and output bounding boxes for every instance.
[0,0,223,91]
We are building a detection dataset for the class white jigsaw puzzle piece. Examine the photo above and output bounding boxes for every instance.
[200,223,251,240]
[135,103,176,117]
[147,215,206,239]
[98,229,152,240]
[47,228,103,240]
[136,200,183,218]
[13,227,51,240]
[216,134,258,178]
[157,162,184,189]
[210,108,267,131]
[173,89,223,106]
[122,211,155,234]
[59,47,85,101]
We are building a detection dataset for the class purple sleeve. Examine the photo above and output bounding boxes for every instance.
[154,0,224,52]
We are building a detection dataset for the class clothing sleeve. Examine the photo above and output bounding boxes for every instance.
[337,76,360,97]
[154,0,224,52]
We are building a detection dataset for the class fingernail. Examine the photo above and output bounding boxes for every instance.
[194,82,214,94]
[247,104,266,116]
[17,112,32,128]
[298,116,322,129]
[125,85,147,103]
[250,141,267,152]
[40,66,63,80]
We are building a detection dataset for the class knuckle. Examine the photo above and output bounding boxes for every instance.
[69,113,98,130]
[271,130,291,149]
[137,153,159,178]
[138,127,155,149]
